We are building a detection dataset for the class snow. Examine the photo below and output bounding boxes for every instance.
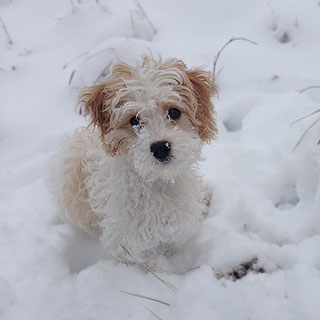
[1,0,320,319]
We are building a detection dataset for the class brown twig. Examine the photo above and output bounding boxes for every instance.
[121,291,170,306]
[96,0,109,13]
[290,109,320,127]
[18,48,31,56]
[212,37,258,82]
[267,0,274,13]
[121,245,177,292]
[130,11,136,38]
[68,70,76,86]
[63,51,90,69]
[94,62,112,84]
[133,0,157,34]
[67,48,114,85]
[70,0,78,13]
[109,47,120,61]
[297,86,320,94]
[0,16,13,45]
[144,306,163,320]
[292,116,320,151]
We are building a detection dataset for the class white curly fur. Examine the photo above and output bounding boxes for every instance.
[48,57,216,269]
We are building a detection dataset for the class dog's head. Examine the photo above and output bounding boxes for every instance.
[80,57,217,181]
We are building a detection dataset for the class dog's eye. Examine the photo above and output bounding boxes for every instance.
[168,108,181,120]
[130,116,140,126]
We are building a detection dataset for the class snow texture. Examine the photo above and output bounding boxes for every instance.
[1,0,320,319]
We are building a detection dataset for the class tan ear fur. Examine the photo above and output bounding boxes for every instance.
[187,68,218,142]
[79,62,135,136]
[79,84,111,137]
[79,62,135,156]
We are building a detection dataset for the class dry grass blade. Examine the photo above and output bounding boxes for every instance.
[67,48,114,85]
[18,48,31,56]
[298,85,320,94]
[63,51,90,69]
[293,116,320,151]
[96,0,109,13]
[121,245,177,292]
[0,16,13,45]
[186,266,200,272]
[290,109,320,127]
[121,291,170,306]
[79,49,114,65]
[130,11,136,37]
[110,47,120,61]
[94,62,112,84]
[212,37,258,82]
[144,305,163,320]
[267,0,274,13]
[68,69,76,86]
[70,0,78,13]
[133,0,157,34]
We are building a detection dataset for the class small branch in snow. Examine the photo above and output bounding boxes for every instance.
[120,291,171,306]
[130,11,137,38]
[121,245,177,292]
[212,37,258,82]
[93,48,119,84]
[67,47,120,87]
[109,47,120,61]
[95,0,109,13]
[18,48,31,56]
[133,0,157,35]
[0,16,13,45]
[291,108,320,150]
[67,48,113,86]
[144,305,163,320]
[290,109,320,128]
[63,51,90,69]
[94,62,112,84]
[68,70,76,86]
[292,114,320,151]
[297,85,320,94]
[266,0,274,14]
[70,0,78,13]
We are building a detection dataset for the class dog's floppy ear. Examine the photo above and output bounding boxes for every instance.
[79,62,134,136]
[79,83,112,138]
[187,68,218,142]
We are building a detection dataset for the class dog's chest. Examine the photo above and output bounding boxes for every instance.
[123,166,204,222]
[85,156,205,255]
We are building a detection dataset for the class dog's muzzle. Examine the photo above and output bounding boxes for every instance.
[150,140,171,162]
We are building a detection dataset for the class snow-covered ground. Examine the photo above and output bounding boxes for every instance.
[1,0,320,319]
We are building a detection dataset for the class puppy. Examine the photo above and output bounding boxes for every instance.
[50,56,217,268]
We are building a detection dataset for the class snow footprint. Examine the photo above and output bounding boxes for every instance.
[266,13,300,44]
[62,228,106,273]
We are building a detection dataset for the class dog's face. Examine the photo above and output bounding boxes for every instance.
[80,57,217,181]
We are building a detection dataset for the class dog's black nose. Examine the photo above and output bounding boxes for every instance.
[150,140,171,162]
